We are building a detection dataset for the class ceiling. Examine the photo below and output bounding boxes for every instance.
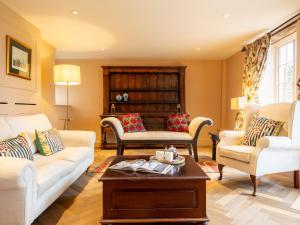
[1,0,300,59]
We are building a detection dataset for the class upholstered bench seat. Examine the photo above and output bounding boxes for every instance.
[101,116,213,161]
[122,131,193,141]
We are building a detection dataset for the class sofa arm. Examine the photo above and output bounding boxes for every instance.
[101,117,124,140]
[0,157,37,225]
[256,136,293,149]
[59,130,96,148]
[188,117,213,139]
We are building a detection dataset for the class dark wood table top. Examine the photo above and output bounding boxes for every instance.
[99,155,210,181]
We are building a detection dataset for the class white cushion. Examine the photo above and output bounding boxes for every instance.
[35,159,74,196]
[5,114,52,154]
[122,131,193,141]
[219,145,255,163]
[0,117,13,141]
[54,147,92,166]
[259,102,290,136]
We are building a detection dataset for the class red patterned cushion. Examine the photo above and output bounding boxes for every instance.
[166,113,189,132]
[118,113,146,133]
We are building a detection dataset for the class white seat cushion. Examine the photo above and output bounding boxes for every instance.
[54,147,92,165]
[35,159,74,196]
[219,145,255,163]
[34,147,92,166]
[122,131,193,141]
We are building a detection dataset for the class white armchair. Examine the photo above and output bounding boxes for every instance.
[217,101,300,195]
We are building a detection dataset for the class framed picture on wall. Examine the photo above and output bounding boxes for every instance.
[6,35,32,80]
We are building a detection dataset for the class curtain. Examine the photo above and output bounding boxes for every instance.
[297,78,300,100]
[242,33,271,103]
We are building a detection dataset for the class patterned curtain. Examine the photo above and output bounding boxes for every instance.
[242,33,271,103]
[297,78,300,100]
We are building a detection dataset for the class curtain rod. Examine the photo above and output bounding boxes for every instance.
[242,12,300,52]
[270,12,300,36]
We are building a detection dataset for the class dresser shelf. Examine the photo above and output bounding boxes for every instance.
[101,66,186,149]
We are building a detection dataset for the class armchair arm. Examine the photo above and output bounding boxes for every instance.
[0,157,37,225]
[218,130,245,146]
[101,117,124,140]
[188,117,213,139]
[59,130,96,148]
[256,136,293,149]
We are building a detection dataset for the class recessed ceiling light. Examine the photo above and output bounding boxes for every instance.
[223,13,230,19]
[196,47,200,51]
[71,10,79,15]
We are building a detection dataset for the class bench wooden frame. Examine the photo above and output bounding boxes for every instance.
[101,118,212,161]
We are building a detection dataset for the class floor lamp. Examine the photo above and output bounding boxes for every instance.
[54,64,81,130]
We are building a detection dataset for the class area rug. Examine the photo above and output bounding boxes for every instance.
[86,156,114,178]
[198,160,220,180]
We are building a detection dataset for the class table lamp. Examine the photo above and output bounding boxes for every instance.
[54,64,81,130]
[231,96,247,130]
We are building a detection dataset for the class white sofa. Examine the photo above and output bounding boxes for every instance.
[101,116,213,161]
[217,101,300,195]
[0,114,96,225]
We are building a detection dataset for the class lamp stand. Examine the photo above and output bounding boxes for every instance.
[234,110,244,131]
[63,82,71,130]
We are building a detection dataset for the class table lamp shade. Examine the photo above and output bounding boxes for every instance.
[54,64,81,85]
[231,96,247,110]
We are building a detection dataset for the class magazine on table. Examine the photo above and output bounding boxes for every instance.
[109,159,174,174]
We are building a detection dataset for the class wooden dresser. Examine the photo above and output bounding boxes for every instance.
[101,66,186,149]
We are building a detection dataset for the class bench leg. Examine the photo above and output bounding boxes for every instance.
[117,144,124,155]
[187,144,193,156]
[121,144,125,155]
[192,143,199,162]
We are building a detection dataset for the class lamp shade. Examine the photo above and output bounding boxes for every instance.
[54,64,81,85]
[231,96,247,110]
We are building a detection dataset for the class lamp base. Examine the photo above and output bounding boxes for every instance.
[63,118,71,130]
[234,111,244,131]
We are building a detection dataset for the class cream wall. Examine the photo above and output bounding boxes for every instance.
[222,52,245,129]
[0,2,54,116]
[49,59,223,146]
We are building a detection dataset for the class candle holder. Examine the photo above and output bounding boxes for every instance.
[111,104,116,115]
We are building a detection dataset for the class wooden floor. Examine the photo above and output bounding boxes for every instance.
[33,147,300,225]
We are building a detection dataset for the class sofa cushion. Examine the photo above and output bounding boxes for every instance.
[5,114,52,154]
[0,117,13,141]
[241,115,284,146]
[34,146,92,167]
[35,128,64,156]
[54,147,92,166]
[35,159,74,196]
[166,113,189,132]
[122,131,193,141]
[219,145,254,163]
[118,113,146,133]
[0,134,33,160]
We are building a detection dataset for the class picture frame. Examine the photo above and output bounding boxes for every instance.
[6,35,32,80]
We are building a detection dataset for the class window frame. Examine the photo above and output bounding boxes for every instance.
[273,32,297,102]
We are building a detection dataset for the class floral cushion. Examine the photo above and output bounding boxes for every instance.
[118,113,146,133]
[241,115,285,146]
[166,113,189,132]
[0,133,33,160]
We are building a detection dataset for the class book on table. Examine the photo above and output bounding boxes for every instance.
[109,159,174,174]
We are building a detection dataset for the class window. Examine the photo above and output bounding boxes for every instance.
[274,34,297,102]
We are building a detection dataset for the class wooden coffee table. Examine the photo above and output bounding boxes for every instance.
[99,155,210,224]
